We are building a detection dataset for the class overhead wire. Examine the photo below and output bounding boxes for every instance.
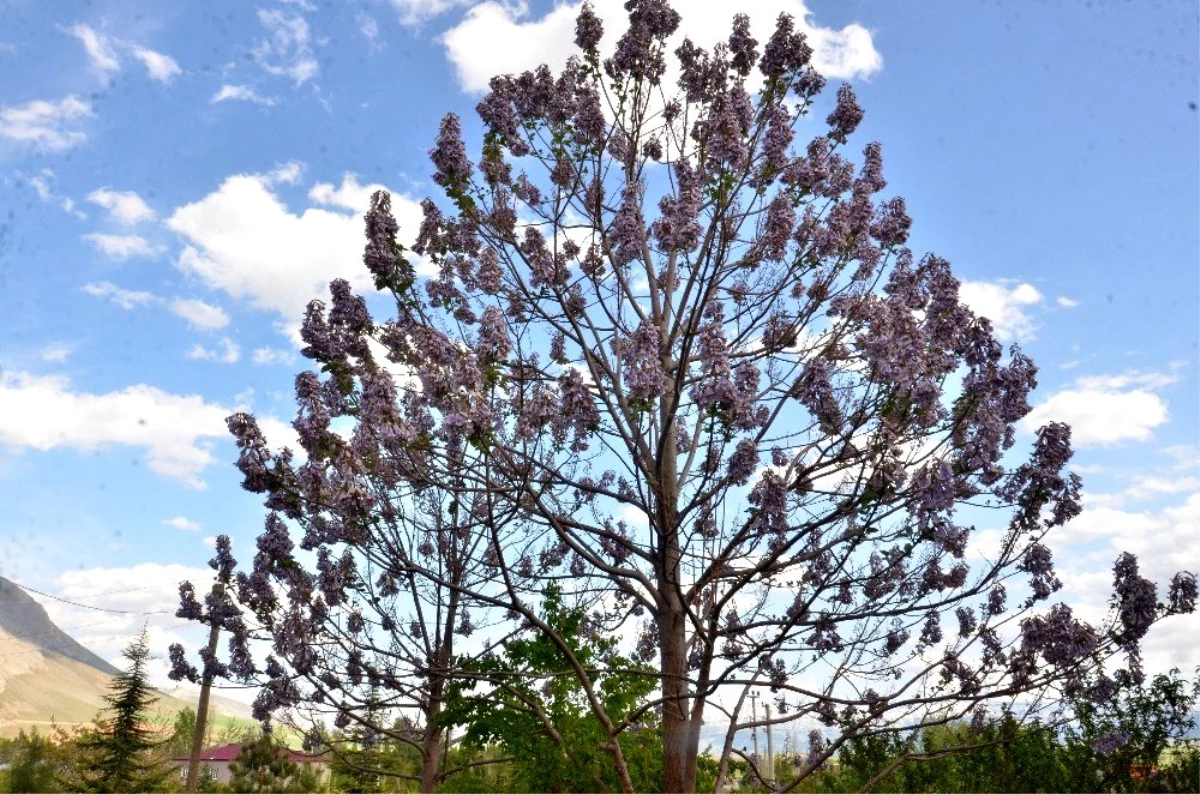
[6,580,177,615]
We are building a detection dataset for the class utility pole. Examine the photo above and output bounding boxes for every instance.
[185,582,223,794]
[764,702,775,789]
[749,690,761,785]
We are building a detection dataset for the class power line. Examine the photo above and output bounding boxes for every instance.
[8,580,176,615]
[37,581,186,599]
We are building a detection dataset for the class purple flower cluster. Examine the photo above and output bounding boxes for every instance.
[622,320,666,402]
[760,13,812,79]
[1167,571,1197,614]
[363,191,410,292]
[651,160,702,253]
[605,0,680,84]
[574,2,603,55]
[826,84,864,143]
[1113,552,1157,643]
[430,113,473,191]
[1092,730,1130,757]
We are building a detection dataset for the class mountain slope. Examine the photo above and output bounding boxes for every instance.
[0,576,251,737]
[0,578,120,676]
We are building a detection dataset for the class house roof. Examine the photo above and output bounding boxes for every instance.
[171,742,326,764]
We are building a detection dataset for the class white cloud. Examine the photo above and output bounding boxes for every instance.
[1087,474,1200,509]
[82,281,156,310]
[168,298,230,331]
[186,338,241,364]
[66,23,120,72]
[1024,368,1173,447]
[358,13,381,49]
[40,345,71,364]
[958,280,1043,342]
[391,0,471,26]
[86,188,156,225]
[307,172,391,213]
[210,84,279,107]
[166,171,422,321]
[131,46,181,83]
[82,232,162,261]
[27,169,86,217]
[1056,296,1079,308]
[265,161,305,185]
[202,535,219,549]
[253,9,319,84]
[164,515,201,532]
[441,0,881,93]
[41,564,218,688]
[252,346,297,366]
[0,372,232,489]
[0,95,91,151]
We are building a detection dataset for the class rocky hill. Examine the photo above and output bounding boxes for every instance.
[0,577,121,676]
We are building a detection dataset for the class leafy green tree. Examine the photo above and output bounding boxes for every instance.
[442,588,660,792]
[228,730,324,793]
[57,631,174,793]
[164,705,202,760]
[1061,667,1200,793]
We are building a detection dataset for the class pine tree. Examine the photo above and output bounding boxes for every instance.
[60,630,174,793]
[229,729,322,793]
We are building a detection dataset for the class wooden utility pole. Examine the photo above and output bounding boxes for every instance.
[764,702,775,788]
[185,582,223,794]
[749,690,760,783]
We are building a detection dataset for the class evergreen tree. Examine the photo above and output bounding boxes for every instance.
[59,630,174,793]
[7,727,62,793]
[229,729,322,793]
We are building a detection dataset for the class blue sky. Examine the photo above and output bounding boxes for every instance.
[0,0,1196,696]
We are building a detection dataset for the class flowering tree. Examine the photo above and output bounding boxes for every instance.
[172,2,1197,792]
[169,477,506,790]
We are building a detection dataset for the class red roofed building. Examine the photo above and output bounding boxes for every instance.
[171,742,330,786]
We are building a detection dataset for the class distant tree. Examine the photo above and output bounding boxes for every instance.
[164,705,202,759]
[5,727,62,794]
[228,729,323,794]
[173,0,1198,791]
[57,631,174,793]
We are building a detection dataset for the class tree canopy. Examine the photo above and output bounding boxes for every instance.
[172,2,1198,791]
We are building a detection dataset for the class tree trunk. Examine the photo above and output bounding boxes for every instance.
[420,716,442,794]
[659,606,698,793]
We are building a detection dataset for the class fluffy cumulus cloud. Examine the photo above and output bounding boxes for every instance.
[166,171,422,321]
[210,84,279,107]
[86,188,156,225]
[441,0,882,93]
[958,280,1043,342]
[0,372,231,489]
[82,232,162,261]
[1024,369,1174,447]
[0,95,92,151]
[168,297,230,330]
